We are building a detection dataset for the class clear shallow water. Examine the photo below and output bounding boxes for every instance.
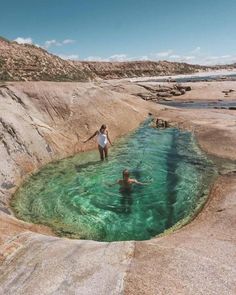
[12,120,217,241]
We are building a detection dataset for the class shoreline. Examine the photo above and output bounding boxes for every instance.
[128,69,236,82]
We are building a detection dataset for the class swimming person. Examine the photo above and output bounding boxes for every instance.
[116,169,146,213]
[84,124,112,160]
[156,118,168,128]
[117,169,145,192]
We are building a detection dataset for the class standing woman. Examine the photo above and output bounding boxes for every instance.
[84,124,112,160]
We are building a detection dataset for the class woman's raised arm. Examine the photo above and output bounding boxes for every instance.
[83,130,98,143]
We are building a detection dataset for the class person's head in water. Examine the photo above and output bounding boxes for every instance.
[100,124,107,133]
[123,169,130,180]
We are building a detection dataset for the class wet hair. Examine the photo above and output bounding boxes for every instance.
[123,169,129,178]
[100,124,107,131]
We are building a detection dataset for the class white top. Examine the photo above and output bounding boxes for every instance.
[97,131,108,148]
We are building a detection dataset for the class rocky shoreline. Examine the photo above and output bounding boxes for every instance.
[0,79,235,294]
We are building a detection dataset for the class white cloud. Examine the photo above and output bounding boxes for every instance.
[59,54,79,60]
[107,54,127,62]
[153,50,173,58]
[84,56,104,61]
[130,55,149,61]
[221,55,231,59]
[44,39,61,48]
[108,54,150,62]
[84,54,128,62]
[183,56,196,61]
[164,55,197,63]
[44,39,76,48]
[84,54,149,62]
[62,39,75,44]
[14,37,33,44]
[150,50,198,63]
[168,55,181,60]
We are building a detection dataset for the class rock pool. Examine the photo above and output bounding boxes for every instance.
[12,120,217,241]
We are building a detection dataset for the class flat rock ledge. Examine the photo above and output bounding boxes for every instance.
[0,81,235,295]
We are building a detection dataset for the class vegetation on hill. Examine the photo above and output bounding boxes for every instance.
[0,37,235,81]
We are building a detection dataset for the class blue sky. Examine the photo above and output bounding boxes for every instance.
[1,0,236,65]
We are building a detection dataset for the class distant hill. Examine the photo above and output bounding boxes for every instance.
[0,37,94,81]
[0,36,235,81]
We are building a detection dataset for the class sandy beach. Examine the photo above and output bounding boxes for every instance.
[128,69,236,82]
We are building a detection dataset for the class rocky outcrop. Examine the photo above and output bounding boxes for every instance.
[127,83,191,101]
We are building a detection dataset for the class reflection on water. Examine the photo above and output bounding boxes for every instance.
[12,119,217,241]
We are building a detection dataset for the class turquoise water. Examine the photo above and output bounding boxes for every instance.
[12,120,217,241]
